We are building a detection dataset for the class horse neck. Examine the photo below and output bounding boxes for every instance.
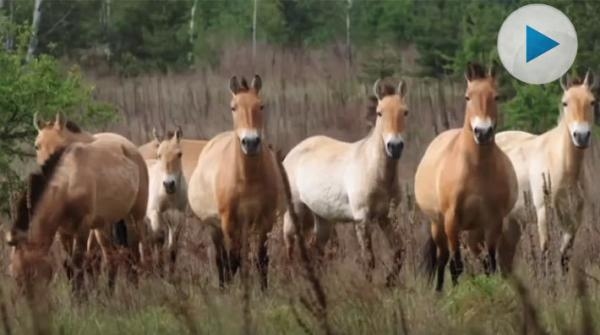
[233,137,266,183]
[553,120,585,181]
[65,130,94,143]
[28,187,65,252]
[459,120,495,162]
[362,128,398,184]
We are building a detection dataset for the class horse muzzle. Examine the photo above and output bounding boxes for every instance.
[473,126,495,145]
[241,135,262,155]
[572,130,591,149]
[163,180,177,194]
[385,140,404,160]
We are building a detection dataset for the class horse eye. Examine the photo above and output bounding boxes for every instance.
[177,152,182,158]
[494,96,500,101]
[34,144,40,150]
[562,102,568,107]
[231,106,236,112]
[376,111,382,117]
[404,110,409,116]
[591,101,596,106]
[465,96,470,101]
[260,105,265,111]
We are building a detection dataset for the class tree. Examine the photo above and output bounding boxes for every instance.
[0,22,114,215]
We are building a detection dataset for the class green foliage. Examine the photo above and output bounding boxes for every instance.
[502,82,562,133]
[0,21,114,215]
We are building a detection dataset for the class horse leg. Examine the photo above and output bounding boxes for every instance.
[211,227,228,289]
[484,219,503,275]
[498,218,522,275]
[466,228,485,273]
[59,233,75,281]
[558,197,583,274]
[535,206,550,274]
[432,224,449,292]
[313,215,333,262]
[166,218,182,279]
[354,220,375,282]
[71,228,89,296]
[222,211,241,284]
[378,216,403,286]
[94,228,118,292]
[122,215,142,285]
[444,210,463,286]
[255,218,272,291]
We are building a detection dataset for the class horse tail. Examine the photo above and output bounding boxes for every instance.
[421,235,437,284]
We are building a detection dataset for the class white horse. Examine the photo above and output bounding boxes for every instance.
[495,71,596,273]
[282,79,408,284]
[144,127,187,274]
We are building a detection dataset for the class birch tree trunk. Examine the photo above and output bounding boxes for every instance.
[26,0,44,62]
[188,0,198,62]
[252,0,258,64]
[346,0,352,72]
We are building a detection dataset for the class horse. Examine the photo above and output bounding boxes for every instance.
[415,62,518,291]
[188,75,284,289]
[31,113,148,277]
[139,129,207,181]
[495,72,597,274]
[144,127,188,275]
[282,79,408,284]
[7,142,142,292]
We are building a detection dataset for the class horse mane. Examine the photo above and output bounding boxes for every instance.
[12,189,30,232]
[28,147,67,220]
[466,62,487,80]
[65,120,82,133]
[568,77,583,88]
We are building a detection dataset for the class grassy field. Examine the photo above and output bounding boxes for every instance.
[3,46,600,335]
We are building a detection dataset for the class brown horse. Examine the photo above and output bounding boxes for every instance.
[188,75,284,289]
[414,63,518,291]
[7,142,143,292]
[32,113,148,277]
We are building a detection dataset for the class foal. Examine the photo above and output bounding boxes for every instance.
[415,63,517,291]
[144,127,187,274]
[188,75,284,289]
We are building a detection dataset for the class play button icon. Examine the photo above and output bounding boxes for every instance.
[526,25,559,63]
[498,4,577,84]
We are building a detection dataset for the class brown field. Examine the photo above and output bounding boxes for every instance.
[2,45,600,334]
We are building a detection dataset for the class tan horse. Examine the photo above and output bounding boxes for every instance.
[7,142,142,291]
[144,127,188,274]
[32,113,148,275]
[415,63,518,291]
[282,79,407,284]
[139,131,207,182]
[188,75,284,289]
[495,72,596,273]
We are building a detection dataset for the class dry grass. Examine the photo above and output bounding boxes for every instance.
[2,46,600,334]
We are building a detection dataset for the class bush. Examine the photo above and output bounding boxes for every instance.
[0,22,115,215]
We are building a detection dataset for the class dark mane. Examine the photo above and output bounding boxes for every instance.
[12,189,30,232]
[466,62,487,81]
[28,146,67,220]
[569,77,583,87]
[65,120,82,133]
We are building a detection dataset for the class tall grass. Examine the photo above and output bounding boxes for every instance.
[2,45,600,334]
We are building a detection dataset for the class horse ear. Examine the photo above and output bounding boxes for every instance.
[397,80,407,98]
[229,76,240,96]
[54,112,66,131]
[372,79,382,101]
[465,62,474,82]
[583,69,596,89]
[251,74,262,93]
[487,64,496,79]
[175,126,183,141]
[365,96,378,129]
[33,112,43,132]
[152,127,161,143]
[560,73,569,91]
